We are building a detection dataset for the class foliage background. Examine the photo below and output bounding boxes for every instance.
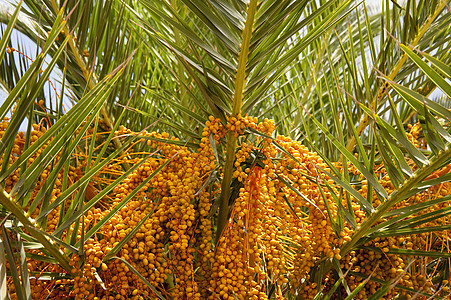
[0,0,451,299]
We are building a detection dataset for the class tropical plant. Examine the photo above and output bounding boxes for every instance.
[0,0,451,299]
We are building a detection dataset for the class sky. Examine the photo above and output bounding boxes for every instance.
[0,0,72,118]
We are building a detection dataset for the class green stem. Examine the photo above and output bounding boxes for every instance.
[215,0,258,243]
[345,1,447,152]
[49,0,130,170]
[171,0,188,110]
[216,133,237,243]
[312,147,451,292]
[340,146,451,256]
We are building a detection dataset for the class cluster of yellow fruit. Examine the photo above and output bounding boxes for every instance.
[1,115,451,299]
[207,115,346,300]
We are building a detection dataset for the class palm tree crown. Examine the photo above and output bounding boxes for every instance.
[0,0,450,299]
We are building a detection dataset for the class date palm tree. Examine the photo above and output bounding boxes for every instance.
[0,0,450,299]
